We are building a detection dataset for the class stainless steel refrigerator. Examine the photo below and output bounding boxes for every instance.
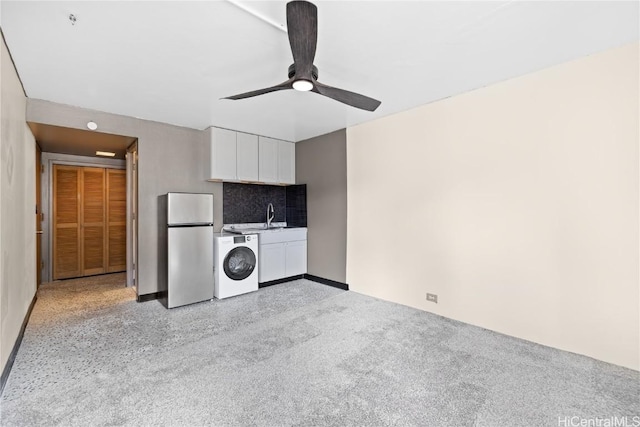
[159,193,214,308]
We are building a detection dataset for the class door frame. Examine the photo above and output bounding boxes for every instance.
[42,153,125,282]
[126,141,138,289]
[36,143,43,287]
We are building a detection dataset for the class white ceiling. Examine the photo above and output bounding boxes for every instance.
[2,1,638,143]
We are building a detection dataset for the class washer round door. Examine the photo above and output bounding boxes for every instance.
[223,246,257,281]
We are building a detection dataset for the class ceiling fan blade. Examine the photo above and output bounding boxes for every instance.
[313,81,381,112]
[287,1,317,78]
[223,79,293,100]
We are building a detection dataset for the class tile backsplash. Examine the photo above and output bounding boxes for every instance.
[286,185,307,227]
[223,183,285,224]
[223,182,307,226]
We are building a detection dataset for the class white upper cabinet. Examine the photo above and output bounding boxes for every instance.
[236,132,259,182]
[209,128,295,184]
[259,136,279,183]
[209,127,236,181]
[278,141,295,185]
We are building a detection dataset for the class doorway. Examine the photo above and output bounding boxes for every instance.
[28,123,138,287]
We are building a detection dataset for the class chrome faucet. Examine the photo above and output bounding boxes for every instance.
[266,203,274,228]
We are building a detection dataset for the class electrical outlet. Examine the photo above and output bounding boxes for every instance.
[426,293,438,303]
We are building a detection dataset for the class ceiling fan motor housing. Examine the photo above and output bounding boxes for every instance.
[288,64,318,81]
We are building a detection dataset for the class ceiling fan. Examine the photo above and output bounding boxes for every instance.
[224,0,381,112]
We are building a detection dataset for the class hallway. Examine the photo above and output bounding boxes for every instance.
[2,273,133,401]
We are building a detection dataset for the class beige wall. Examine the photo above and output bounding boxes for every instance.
[26,100,223,296]
[346,42,639,370]
[296,130,348,283]
[0,36,37,373]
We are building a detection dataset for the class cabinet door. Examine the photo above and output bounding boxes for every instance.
[259,242,285,282]
[278,140,295,184]
[236,132,259,182]
[285,240,307,276]
[210,127,237,181]
[259,136,279,183]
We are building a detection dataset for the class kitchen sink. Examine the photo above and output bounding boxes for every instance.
[225,226,299,235]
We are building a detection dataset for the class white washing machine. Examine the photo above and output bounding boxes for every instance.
[214,233,259,299]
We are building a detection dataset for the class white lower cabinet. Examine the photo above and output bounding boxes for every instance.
[259,243,286,283]
[285,240,307,277]
[258,228,307,283]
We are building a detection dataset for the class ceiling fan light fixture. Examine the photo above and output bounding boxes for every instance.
[292,80,313,92]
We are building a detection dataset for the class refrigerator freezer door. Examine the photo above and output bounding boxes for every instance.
[167,193,213,225]
[167,226,214,308]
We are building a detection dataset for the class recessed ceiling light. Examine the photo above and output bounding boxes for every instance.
[87,121,98,131]
[96,151,116,157]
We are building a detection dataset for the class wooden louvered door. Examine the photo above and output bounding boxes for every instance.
[81,168,106,276]
[53,166,82,279]
[107,169,126,273]
[53,165,125,280]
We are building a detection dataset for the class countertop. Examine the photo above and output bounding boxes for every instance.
[222,223,307,235]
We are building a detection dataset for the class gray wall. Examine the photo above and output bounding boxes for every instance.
[295,129,347,283]
[1,36,37,373]
[27,99,223,296]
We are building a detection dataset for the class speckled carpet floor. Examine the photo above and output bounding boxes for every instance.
[1,274,638,426]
